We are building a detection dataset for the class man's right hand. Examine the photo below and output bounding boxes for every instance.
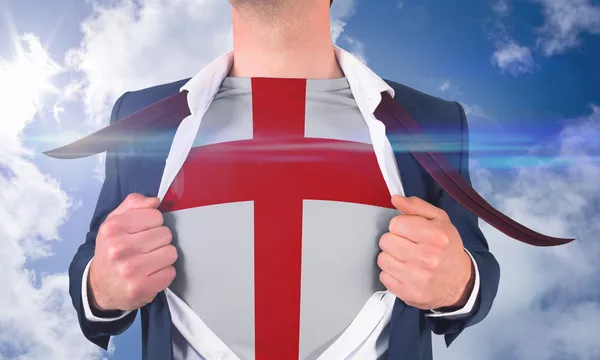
[88,193,178,312]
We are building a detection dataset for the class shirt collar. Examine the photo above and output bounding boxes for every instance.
[180,45,395,116]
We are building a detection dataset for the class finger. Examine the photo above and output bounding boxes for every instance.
[131,266,176,306]
[138,244,179,276]
[388,214,439,244]
[131,226,173,254]
[114,208,164,234]
[379,232,420,262]
[107,193,160,220]
[381,270,428,309]
[379,271,407,300]
[379,259,429,309]
[109,226,173,259]
[146,265,177,294]
[380,233,444,271]
[377,251,410,283]
[391,195,447,221]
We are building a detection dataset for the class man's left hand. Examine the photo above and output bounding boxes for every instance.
[377,195,475,311]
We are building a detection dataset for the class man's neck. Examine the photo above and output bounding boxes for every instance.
[228,2,344,79]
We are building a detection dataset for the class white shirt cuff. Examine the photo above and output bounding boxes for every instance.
[82,257,133,322]
[425,248,480,318]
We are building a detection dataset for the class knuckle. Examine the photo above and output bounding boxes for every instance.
[435,230,450,247]
[422,251,440,269]
[425,256,440,270]
[106,243,124,261]
[440,234,450,247]
[117,261,135,278]
[124,192,140,204]
[124,281,141,301]
[438,209,449,221]
[98,218,119,239]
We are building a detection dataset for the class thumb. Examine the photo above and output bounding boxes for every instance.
[391,195,408,214]
[391,195,444,220]
[108,193,160,219]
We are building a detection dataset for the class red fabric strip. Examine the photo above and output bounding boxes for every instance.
[251,77,307,360]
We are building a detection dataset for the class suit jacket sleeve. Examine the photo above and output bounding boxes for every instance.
[68,92,137,350]
[426,102,501,346]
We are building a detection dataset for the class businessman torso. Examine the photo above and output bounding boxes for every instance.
[67,50,500,360]
[109,78,463,360]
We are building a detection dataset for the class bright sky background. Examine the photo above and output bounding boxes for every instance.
[1,0,599,359]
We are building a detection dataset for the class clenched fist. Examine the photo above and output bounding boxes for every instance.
[377,195,475,311]
[88,193,178,312]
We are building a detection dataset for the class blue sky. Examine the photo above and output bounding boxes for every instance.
[1,0,599,359]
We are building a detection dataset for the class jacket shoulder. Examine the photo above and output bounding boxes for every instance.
[113,78,192,121]
[383,79,464,129]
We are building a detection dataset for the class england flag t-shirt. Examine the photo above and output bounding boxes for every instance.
[160,77,397,360]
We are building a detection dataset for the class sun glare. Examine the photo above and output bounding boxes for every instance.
[0,34,62,137]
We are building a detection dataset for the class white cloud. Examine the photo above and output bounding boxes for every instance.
[339,35,367,64]
[52,104,65,123]
[437,79,452,93]
[64,0,234,126]
[434,107,600,359]
[492,41,535,75]
[534,0,600,56]
[330,0,358,40]
[429,80,486,119]
[0,35,105,360]
[492,0,509,16]
[488,0,600,73]
[461,102,486,118]
[330,0,365,62]
[431,78,464,98]
[487,2,536,75]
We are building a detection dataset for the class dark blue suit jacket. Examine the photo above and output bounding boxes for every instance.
[68,78,500,360]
